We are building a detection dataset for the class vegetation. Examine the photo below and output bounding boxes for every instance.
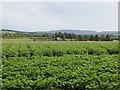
[1,29,118,41]
[2,41,119,90]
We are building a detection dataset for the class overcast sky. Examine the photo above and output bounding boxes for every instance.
[2,2,118,32]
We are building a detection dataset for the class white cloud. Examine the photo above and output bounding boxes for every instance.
[0,3,2,29]
[2,2,118,32]
[0,0,119,2]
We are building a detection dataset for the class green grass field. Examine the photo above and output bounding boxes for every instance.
[2,39,119,90]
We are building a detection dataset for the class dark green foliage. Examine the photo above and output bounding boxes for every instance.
[100,34,106,41]
[94,35,99,41]
[2,41,119,90]
[2,29,118,41]
[89,35,94,41]
[2,42,119,58]
[105,34,111,41]
[2,55,119,90]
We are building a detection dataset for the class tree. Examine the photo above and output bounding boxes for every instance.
[100,34,105,41]
[62,35,66,41]
[94,35,99,41]
[75,35,79,41]
[82,35,88,41]
[105,34,111,41]
[78,35,82,41]
[89,35,94,41]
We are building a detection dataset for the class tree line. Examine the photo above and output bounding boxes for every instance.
[2,29,116,41]
[52,32,112,41]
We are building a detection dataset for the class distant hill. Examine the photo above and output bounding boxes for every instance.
[97,31,118,36]
[1,29,26,34]
[1,29,118,36]
[46,30,97,35]
[45,30,118,36]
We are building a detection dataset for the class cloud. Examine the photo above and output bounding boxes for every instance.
[2,2,118,32]
[1,0,119,2]
[0,3,2,29]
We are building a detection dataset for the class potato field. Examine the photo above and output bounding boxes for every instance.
[2,41,119,90]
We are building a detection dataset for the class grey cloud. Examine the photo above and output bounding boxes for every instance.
[2,2,118,32]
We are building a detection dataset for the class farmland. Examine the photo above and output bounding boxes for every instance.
[2,40,119,90]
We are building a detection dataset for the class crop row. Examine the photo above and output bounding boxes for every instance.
[2,54,119,90]
[2,41,119,58]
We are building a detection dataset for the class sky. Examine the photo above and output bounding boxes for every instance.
[1,2,118,32]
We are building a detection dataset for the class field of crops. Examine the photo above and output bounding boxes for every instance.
[2,41,119,90]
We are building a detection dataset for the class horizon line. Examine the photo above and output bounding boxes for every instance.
[1,28,118,32]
